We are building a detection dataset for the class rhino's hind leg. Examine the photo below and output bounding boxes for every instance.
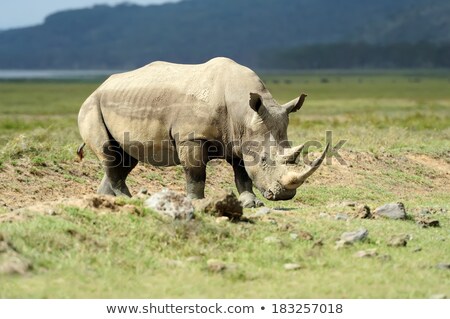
[230,159,264,208]
[98,139,138,197]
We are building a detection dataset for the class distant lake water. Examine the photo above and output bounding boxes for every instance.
[0,70,123,80]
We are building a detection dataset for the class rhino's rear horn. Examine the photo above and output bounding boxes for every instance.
[280,143,330,189]
[278,144,305,164]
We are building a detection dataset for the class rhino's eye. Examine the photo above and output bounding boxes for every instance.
[261,154,267,163]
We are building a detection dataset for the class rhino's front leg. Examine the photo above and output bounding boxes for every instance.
[178,140,207,199]
[231,159,264,208]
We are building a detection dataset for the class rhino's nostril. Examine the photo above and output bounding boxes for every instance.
[264,190,274,200]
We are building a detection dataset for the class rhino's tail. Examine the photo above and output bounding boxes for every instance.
[77,142,86,161]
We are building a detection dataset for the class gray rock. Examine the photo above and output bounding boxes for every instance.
[284,263,302,271]
[354,249,378,258]
[436,263,450,270]
[340,228,369,243]
[335,213,349,221]
[144,189,194,220]
[374,202,407,220]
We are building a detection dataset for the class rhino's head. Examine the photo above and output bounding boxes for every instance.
[242,93,328,201]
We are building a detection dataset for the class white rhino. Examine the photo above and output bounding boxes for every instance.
[77,57,327,207]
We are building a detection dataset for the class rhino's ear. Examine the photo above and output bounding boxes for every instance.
[283,93,307,113]
[249,93,263,113]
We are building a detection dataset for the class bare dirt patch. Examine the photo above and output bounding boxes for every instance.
[1,151,449,213]
[406,154,450,174]
[0,158,233,211]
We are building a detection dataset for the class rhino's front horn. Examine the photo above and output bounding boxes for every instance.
[280,143,330,189]
[278,144,305,164]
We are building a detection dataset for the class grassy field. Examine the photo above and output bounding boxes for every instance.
[0,71,449,298]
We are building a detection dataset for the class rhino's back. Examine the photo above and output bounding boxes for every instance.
[94,57,253,163]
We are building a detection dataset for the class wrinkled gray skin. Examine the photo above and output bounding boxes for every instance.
[78,57,327,207]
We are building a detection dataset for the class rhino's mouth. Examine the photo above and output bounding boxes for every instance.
[261,183,296,201]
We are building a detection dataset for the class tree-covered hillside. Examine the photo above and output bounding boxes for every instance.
[0,0,449,69]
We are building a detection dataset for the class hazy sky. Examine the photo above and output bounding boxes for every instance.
[0,0,179,30]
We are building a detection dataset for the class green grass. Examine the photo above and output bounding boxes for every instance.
[0,71,450,298]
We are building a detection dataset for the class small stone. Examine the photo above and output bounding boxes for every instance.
[298,230,314,241]
[436,263,450,270]
[416,218,440,228]
[138,187,148,195]
[207,259,227,273]
[0,254,32,275]
[354,249,378,258]
[289,233,298,240]
[387,234,409,247]
[284,263,302,271]
[264,236,282,244]
[340,228,369,243]
[335,240,353,249]
[356,205,372,219]
[319,212,330,219]
[47,209,57,216]
[374,202,407,220]
[342,201,356,207]
[278,223,294,231]
[144,189,194,220]
[429,294,447,299]
[335,213,349,221]
[215,216,230,224]
[312,239,324,248]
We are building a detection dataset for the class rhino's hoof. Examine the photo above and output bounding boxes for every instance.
[240,194,264,208]
[241,198,264,208]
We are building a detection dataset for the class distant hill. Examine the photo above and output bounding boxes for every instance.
[0,0,449,69]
